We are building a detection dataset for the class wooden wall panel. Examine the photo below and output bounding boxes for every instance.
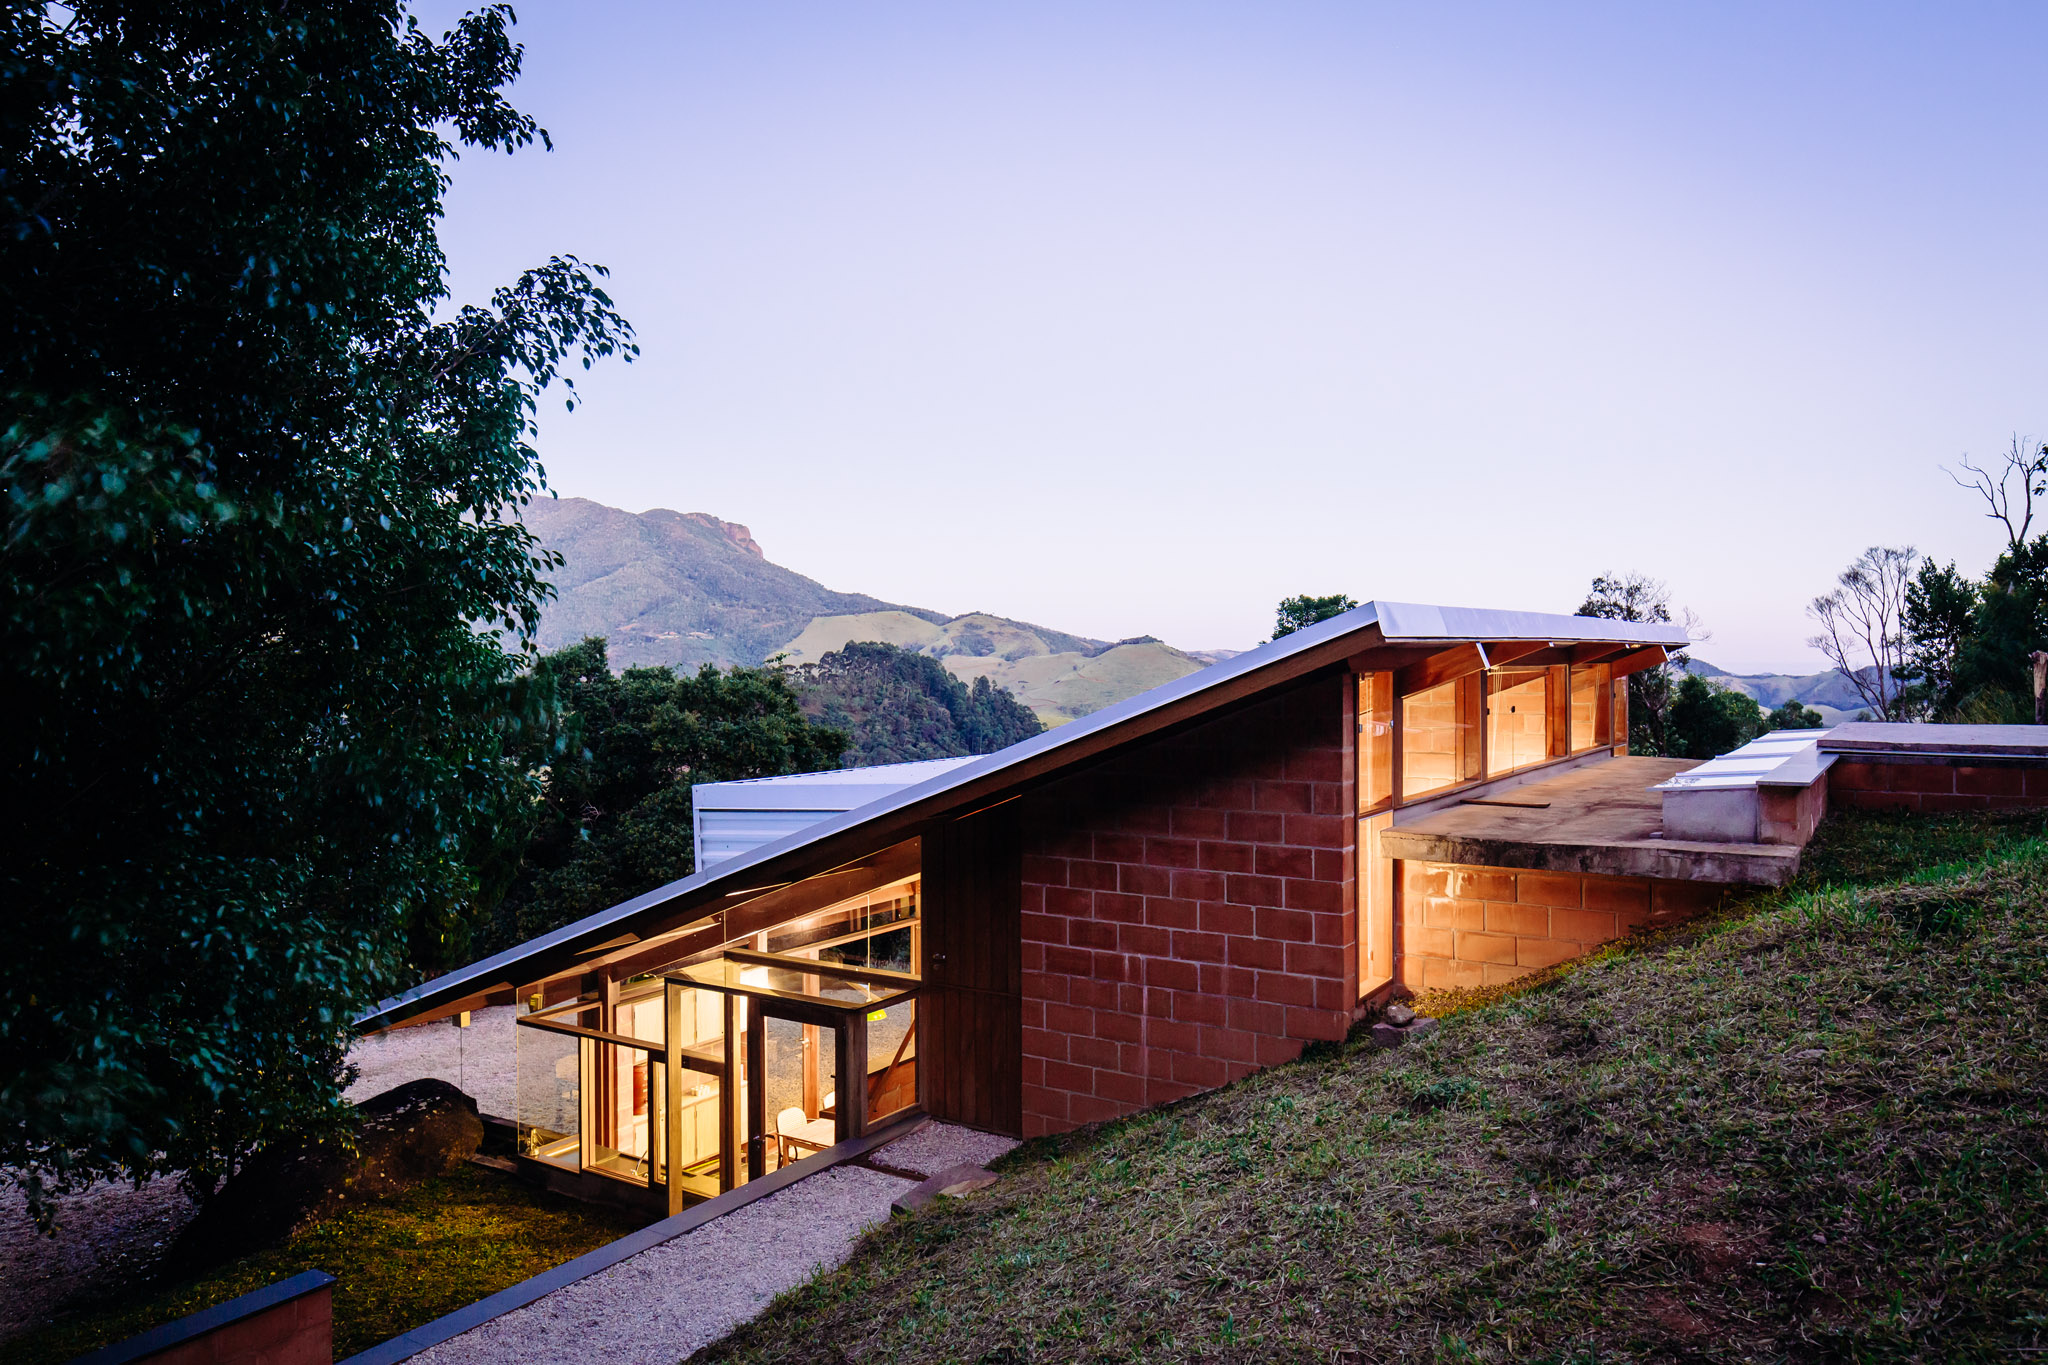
[921,806,1024,1136]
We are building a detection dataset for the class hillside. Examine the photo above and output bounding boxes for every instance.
[1688,658,1873,725]
[522,497,1213,725]
[775,612,1210,726]
[521,497,945,671]
[701,808,2048,1362]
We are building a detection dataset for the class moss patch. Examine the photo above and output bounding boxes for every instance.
[700,809,2048,1363]
[2,1164,649,1365]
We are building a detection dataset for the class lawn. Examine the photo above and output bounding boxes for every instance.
[1,1163,650,1365]
[700,809,2048,1363]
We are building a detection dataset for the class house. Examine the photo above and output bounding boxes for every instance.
[358,600,2043,1218]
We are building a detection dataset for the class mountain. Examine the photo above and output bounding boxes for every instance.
[1686,659,1874,726]
[523,497,1211,724]
[522,497,944,671]
[775,613,1209,727]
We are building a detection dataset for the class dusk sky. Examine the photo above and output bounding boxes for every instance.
[417,2,2048,672]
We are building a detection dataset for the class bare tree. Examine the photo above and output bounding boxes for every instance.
[1807,546,1920,720]
[1945,435,2048,555]
[1578,572,1705,754]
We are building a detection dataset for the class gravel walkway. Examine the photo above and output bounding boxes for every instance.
[0,1174,198,1345]
[409,1165,914,1365]
[347,1005,519,1121]
[406,1122,1019,1364]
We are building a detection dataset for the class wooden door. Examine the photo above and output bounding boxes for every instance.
[920,806,1023,1135]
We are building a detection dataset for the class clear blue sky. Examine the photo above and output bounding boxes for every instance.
[417,1,2048,672]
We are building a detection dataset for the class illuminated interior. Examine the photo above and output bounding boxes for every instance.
[1484,669,1551,778]
[1401,675,1481,799]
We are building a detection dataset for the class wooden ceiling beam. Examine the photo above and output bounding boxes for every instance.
[1607,644,1670,680]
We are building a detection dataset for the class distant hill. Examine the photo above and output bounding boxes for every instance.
[1686,659,1874,726]
[775,613,1208,727]
[522,497,944,671]
[523,497,1211,724]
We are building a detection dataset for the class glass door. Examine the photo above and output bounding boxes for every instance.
[747,1006,843,1181]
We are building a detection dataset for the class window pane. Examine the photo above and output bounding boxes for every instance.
[1402,675,1481,799]
[865,998,917,1125]
[1569,663,1612,752]
[515,1023,581,1169]
[1486,670,1549,777]
[1358,671,1394,814]
[762,1015,837,1173]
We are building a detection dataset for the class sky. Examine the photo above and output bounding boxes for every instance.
[414,1,2048,671]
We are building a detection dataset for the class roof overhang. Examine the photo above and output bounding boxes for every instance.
[356,600,1690,1032]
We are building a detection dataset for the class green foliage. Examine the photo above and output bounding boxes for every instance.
[480,639,849,953]
[1898,558,1979,716]
[796,641,1044,767]
[1763,698,1825,730]
[1271,593,1359,640]
[1666,673,1766,758]
[1,4,633,1221]
[1897,537,2048,721]
[0,1165,648,1365]
[1577,573,1691,755]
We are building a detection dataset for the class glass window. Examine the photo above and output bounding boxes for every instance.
[865,997,917,1126]
[1402,675,1481,799]
[1569,663,1612,753]
[1358,671,1394,814]
[1486,669,1550,777]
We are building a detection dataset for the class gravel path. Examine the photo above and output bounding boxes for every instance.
[0,1174,198,1345]
[347,1005,519,1121]
[406,1122,1018,1364]
[409,1165,915,1365]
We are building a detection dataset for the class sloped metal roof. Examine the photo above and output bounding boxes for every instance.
[358,600,1689,1030]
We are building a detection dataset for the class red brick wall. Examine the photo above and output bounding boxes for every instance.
[1396,862,1723,992]
[1830,760,2048,812]
[1016,675,1355,1137]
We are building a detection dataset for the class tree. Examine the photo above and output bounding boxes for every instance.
[1945,435,2048,556]
[1898,559,1980,718]
[1271,594,1360,640]
[479,640,849,953]
[1667,674,1766,758]
[1576,573,1697,755]
[2,4,633,1224]
[1764,699,1826,730]
[796,641,1043,767]
[1807,547,1918,721]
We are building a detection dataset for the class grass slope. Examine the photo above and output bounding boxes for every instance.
[1,1165,648,1365]
[703,810,2048,1363]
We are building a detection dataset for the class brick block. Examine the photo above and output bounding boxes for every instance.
[1043,1060,1094,1093]
[1890,763,1956,794]
[1517,872,1585,908]
[1285,941,1345,977]
[1286,747,1344,783]
[1021,913,1064,945]
[1145,837,1201,869]
[1198,902,1256,936]
[1226,997,1287,1035]
[1403,925,1454,958]
[1070,860,1120,892]
[1256,971,1317,1008]
[1828,761,1881,791]
[1045,945,1092,976]
[1483,962,1536,986]
[1094,1070,1148,1106]
[1284,813,1347,848]
[1447,867,1517,901]
[1146,1018,1200,1053]
[1311,781,1350,815]
[1120,804,1173,834]
[1174,990,1226,1026]
[1070,919,1118,951]
[1171,930,1228,963]
[2027,768,2048,798]
[1095,891,1145,923]
[1228,810,1286,844]
[1550,907,1618,944]
[1145,897,1200,930]
[1256,781,1314,813]
[1070,1034,1121,1070]
[1096,1009,1145,1044]
[1227,873,1287,907]
[1172,869,1228,901]
[1147,1079,1202,1106]
[1313,975,1349,1010]
[1256,1033,1307,1065]
[1226,935,1287,971]
[1922,792,1991,812]
[1095,831,1146,864]
[1517,936,1581,968]
[1255,844,1314,879]
[1173,1051,1231,1088]
[1285,1006,1348,1041]
[1454,931,1519,965]
[1022,854,1067,886]
[1023,971,1068,1003]
[1954,765,2026,798]
[1070,1093,1124,1124]
[1422,957,1486,991]
[1045,886,1093,918]
[1199,841,1255,874]
[1426,897,1486,932]
[1119,863,1172,897]
[1023,1112,1057,1138]
[1313,909,1352,945]
[1023,1027,1067,1061]
[1404,861,1450,897]
[1485,901,1550,936]
[1119,923,1173,957]
[1283,878,1342,912]
[1255,906,1315,942]
[1202,1026,1260,1063]
[1170,807,1228,838]
[1314,848,1347,881]
[1045,1002,1094,1034]
[1581,877,1650,913]
[1197,779,1256,810]
[1092,951,1138,983]
[1071,977,1120,1009]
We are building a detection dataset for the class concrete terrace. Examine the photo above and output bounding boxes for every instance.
[1380,757,1805,886]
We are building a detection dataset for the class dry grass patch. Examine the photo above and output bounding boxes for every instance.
[700,810,2048,1363]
